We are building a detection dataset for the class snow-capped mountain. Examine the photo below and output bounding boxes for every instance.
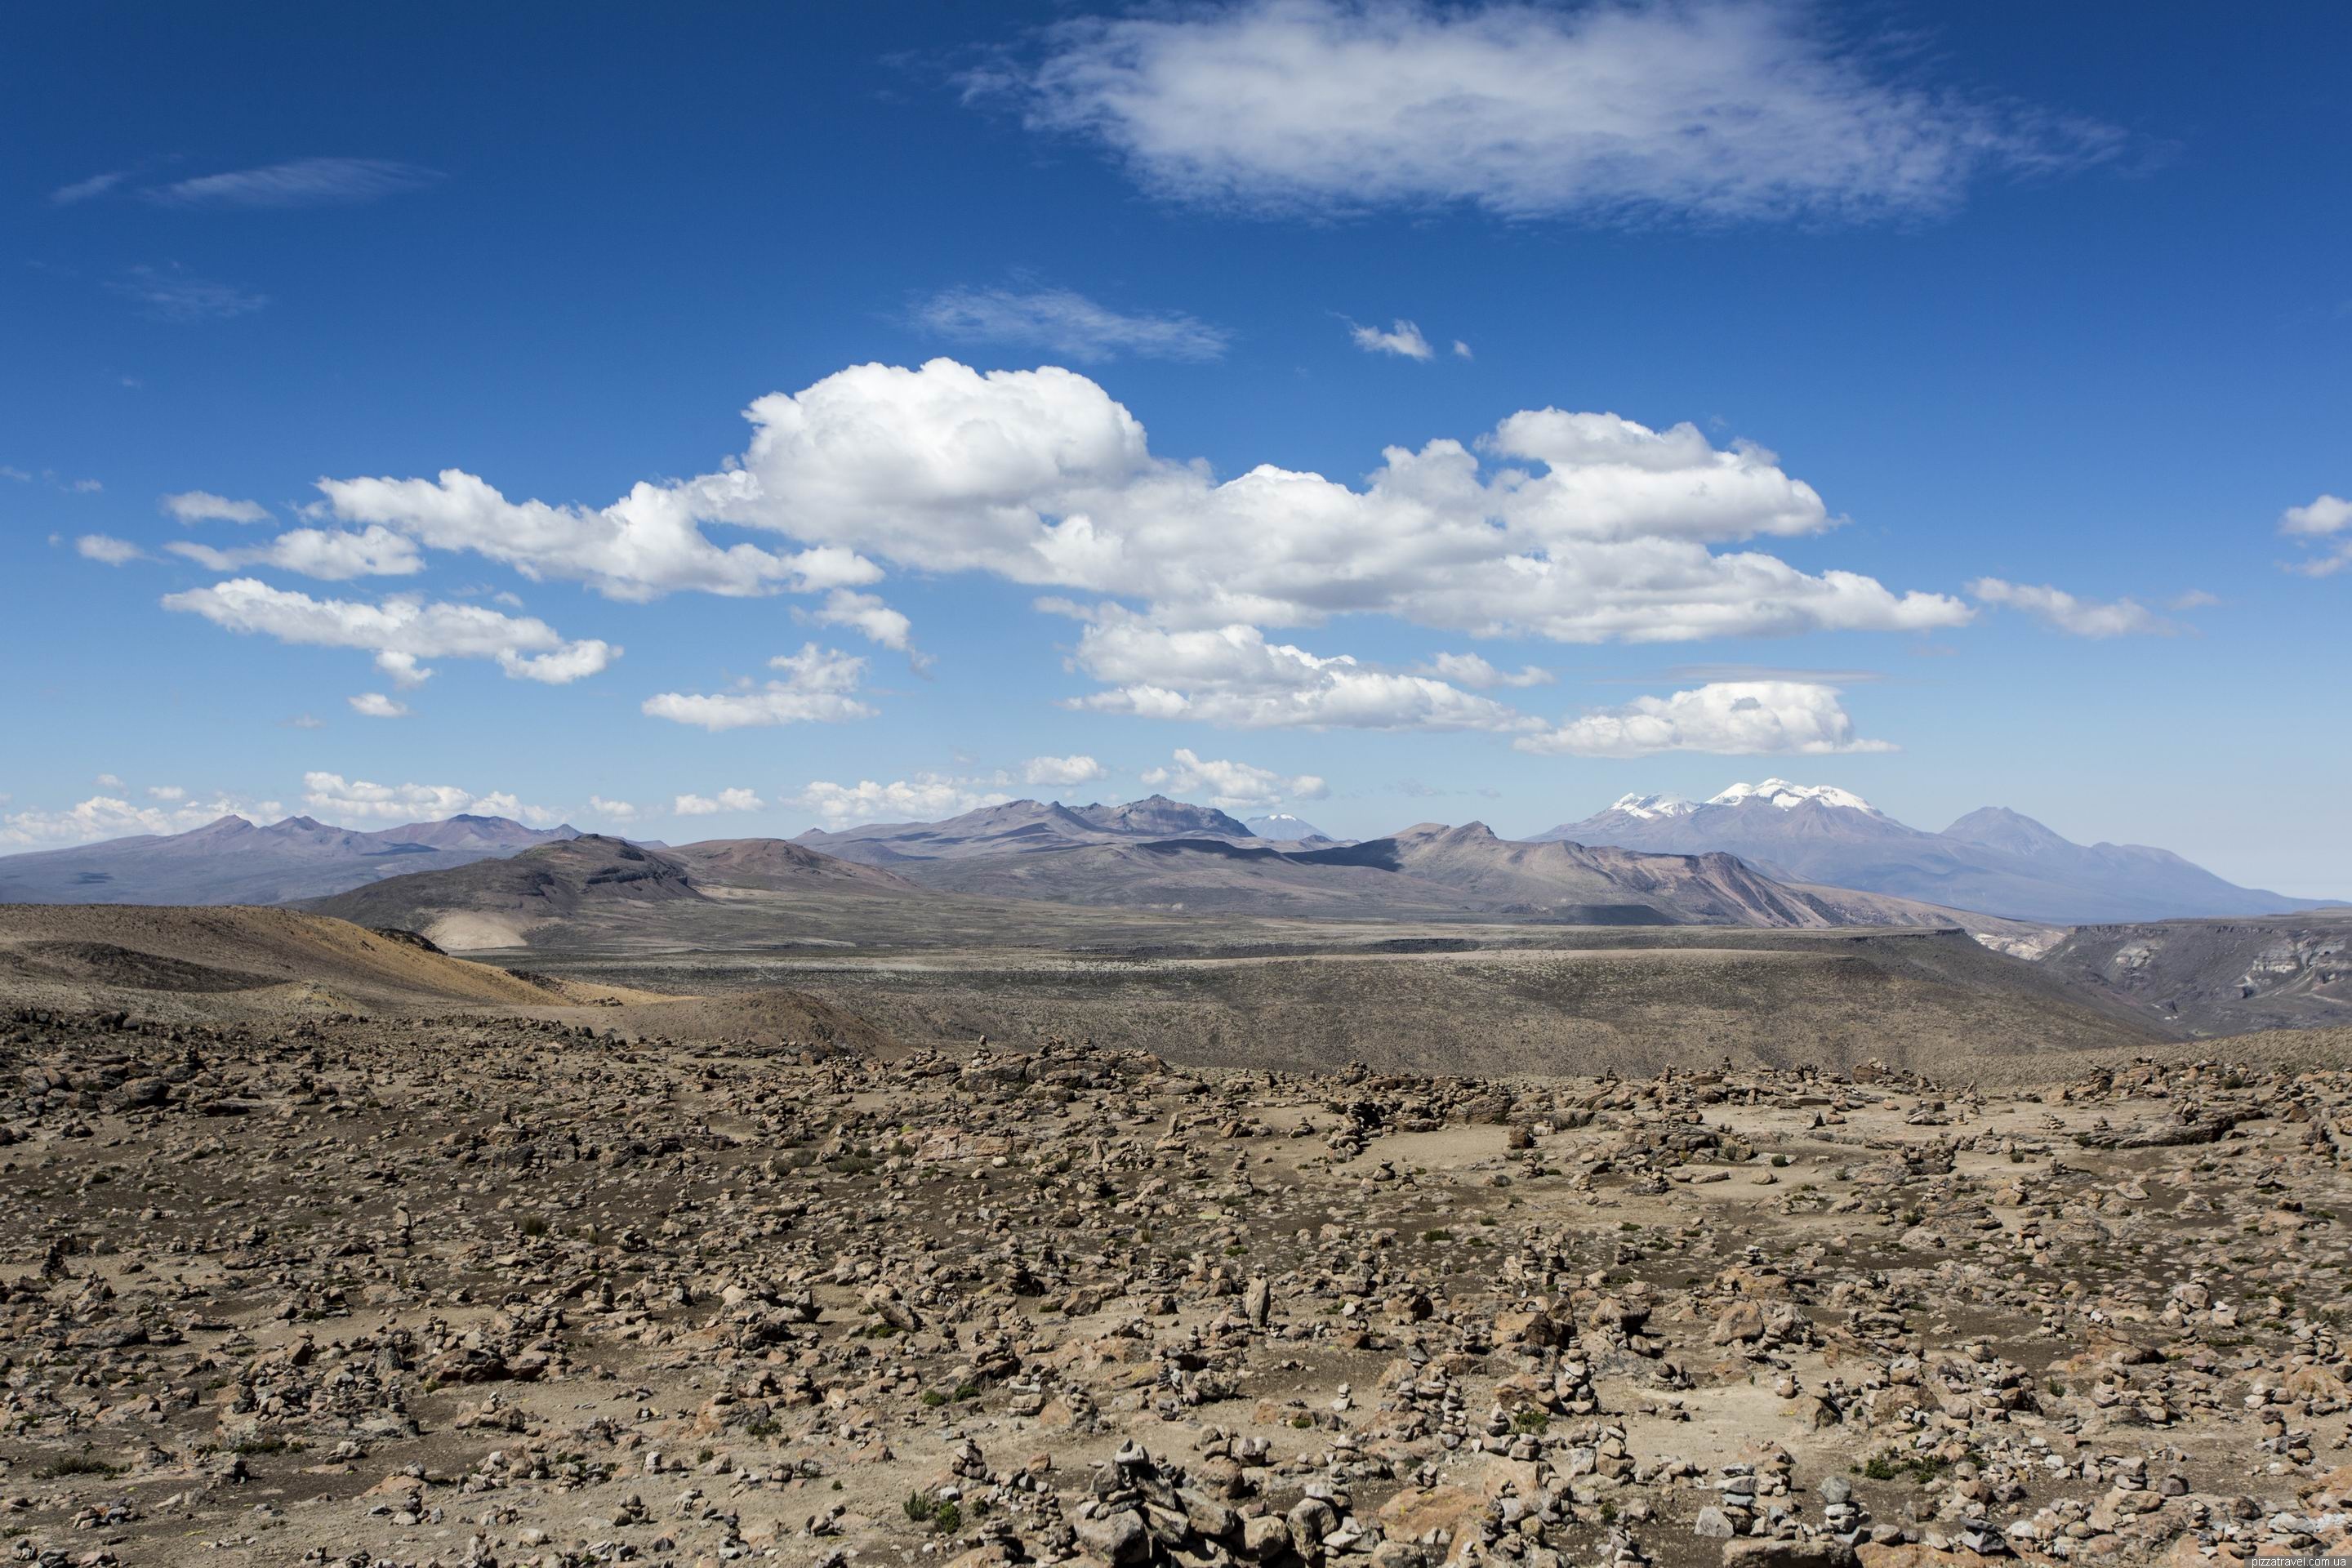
[1245,813,1334,842]
[1603,792,1699,821]
[1704,779,1882,814]
[1537,781,2337,924]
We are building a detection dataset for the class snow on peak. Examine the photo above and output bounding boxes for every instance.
[1606,792,1699,820]
[1708,779,1880,813]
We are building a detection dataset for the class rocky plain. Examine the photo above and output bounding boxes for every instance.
[5,912,2352,1568]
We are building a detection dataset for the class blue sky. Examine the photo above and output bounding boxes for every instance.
[3,2,2347,894]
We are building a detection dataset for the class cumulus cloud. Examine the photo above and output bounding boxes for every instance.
[1349,318,1433,359]
[1517,679,1895,758]
[1022,754,1109,787]
[162,491,271,524]
[586,795,642,822]
[161,578,617,686]
[2282,493,2352,577]
[914,285,1230,363]
[1071,617,1536,730]
[315,468,886,607]
[76,534,145,565]
[167,525,425,580]
[145,158,442,208]
[1968,578,2166,637]
[674,787,764,815]
[1140,747,1326,811]
[146,785,185,800]
[347,693,410,718]
[300,772,530,823]
[497,642,620,684]
[641,644,875,731]
[295,358,1984,724]
[1001,0,2118,224]
[1416,651,1553,688]
[2,791,281,846]
[807,588,912,650]
[790,775,1013,827]
[315,361,1962,657]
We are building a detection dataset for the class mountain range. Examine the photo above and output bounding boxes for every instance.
[293,808,2051,956]
[0,813,577,906]
[1536,780,2337,925]
[4,782,2332,935]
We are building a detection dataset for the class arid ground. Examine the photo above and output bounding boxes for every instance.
[2,906,2349,1568]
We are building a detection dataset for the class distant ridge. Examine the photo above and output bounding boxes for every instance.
[1539,778,2339,924]
[793,793,1256,865]
[0,813,578,906]
[301,832,918,950]
[783,796,2052,942]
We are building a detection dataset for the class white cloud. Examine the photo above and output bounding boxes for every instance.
[497,641,621,685]
[1968,577,2165,637]
[109,265,268,321]
[348,692,410,718]
[96,774,124,788]
[167,525,425,580]
[1071,617,1536,730]
[69,478,103,494]
[1416,651,1553,688]
[145,158,441,208]
[915,285,1230,363]
[373,653,430,689]
[314,468,884,605]
[76,534,145,565]
[1004,0,2118,223]
[162,490,271,524]
[1517,679,1896,758]
[1,791,280,847]
[715,363,1965,644]
[791,775,1013,827]
[303,358,1974,718]
[2283,493,2352,537]
[586,795,642,822]
[674,787,765,816]
[300,771,530,824]
[807,588,912,650]
[146,785,185,800]
[1452,340,1472,360]
[1349,318,1433,360]
[642,644,875,731]
[2282,493,2352,577]
[1139,747,1327,811]
[1022,754,1109,786]
[161,578,617,685]
[51,170,129,205]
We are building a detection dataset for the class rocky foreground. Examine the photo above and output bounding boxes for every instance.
[3,1005,2350,1568]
